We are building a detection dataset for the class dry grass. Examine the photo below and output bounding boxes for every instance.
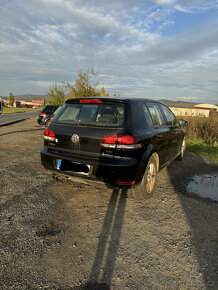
[183,114,218,144]
[181,114,218,163]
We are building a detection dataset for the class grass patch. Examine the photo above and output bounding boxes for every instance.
[186,138,218,164]
[2,107,40,114]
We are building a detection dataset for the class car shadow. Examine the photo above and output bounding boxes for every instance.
[166,152,218,289]
[74,188,127,290]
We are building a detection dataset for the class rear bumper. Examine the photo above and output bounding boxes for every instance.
[41,146,146,186]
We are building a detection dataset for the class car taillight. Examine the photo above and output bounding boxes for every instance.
[44,127,56,142]
[101,134,142,149]
[50,116,54,122]
[40,112,46,116]
[80,99,102,103]
[116,181,135,185]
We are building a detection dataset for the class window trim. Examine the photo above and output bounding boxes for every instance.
[158,103,178,126]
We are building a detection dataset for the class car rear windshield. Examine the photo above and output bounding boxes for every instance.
[53,102,126,127]
[42,106,59,114]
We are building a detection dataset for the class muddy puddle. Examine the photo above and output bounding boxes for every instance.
[187,173,218,201]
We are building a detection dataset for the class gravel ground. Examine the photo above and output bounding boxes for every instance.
[0,118,218,289]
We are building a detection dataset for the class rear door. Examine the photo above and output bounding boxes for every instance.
[145,102,173,167]
[159,103,183,158]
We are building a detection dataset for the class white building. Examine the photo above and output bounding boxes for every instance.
[194,104,218,111]
[169,106,211,117]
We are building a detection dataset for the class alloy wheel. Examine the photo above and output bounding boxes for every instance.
[146,162,156,193]
[181,138,186,158]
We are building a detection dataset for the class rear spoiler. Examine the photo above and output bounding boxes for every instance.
[65,98,127,105]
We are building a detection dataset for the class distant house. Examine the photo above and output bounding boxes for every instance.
[25,100,43,107]
[169,103,218,117]
[5,99,43,108]
[169,106,211,117]
[15,98,26,107]
[194,104,218,111]
[32,100,44,107]
[5,100,10,107]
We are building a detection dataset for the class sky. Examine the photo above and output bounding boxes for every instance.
[0,0,218,104]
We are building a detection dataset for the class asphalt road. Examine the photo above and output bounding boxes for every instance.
[0,111,39,126]
[0,117,218,289]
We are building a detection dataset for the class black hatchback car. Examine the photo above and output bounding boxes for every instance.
[37,105,59,126]
[41,98,187,198]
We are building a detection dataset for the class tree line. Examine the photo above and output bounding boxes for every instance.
[47,67,108,106]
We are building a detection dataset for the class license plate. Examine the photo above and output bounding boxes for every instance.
[56,159,91,175]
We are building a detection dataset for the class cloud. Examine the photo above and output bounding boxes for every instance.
[174,4,193,13]
[155,0,177,4]
[0,0,218,103]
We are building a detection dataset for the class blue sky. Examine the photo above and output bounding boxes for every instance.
[0,0,218,104]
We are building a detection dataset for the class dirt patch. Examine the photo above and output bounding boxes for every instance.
[36,222,62,237]
[0,118,218,289]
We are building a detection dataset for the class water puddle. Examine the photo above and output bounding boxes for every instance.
[187,173,218,201]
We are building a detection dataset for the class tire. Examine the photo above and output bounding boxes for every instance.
[176,138,186,161]
[130,156,157,200]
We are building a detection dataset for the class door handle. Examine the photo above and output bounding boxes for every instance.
[156,134,163,139]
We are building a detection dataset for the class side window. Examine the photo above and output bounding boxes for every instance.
[143,105,153,128]
[147,103,165,127]
[160,104,176,125]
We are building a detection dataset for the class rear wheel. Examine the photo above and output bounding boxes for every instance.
[176,138,186,161]
[130,156,157,200]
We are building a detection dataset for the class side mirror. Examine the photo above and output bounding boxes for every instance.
[179,119,188,126]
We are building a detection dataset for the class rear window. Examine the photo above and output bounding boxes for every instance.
[42,106,59,114]
[53,103,126,127]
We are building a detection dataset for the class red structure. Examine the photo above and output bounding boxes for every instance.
[4,99,43,108]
